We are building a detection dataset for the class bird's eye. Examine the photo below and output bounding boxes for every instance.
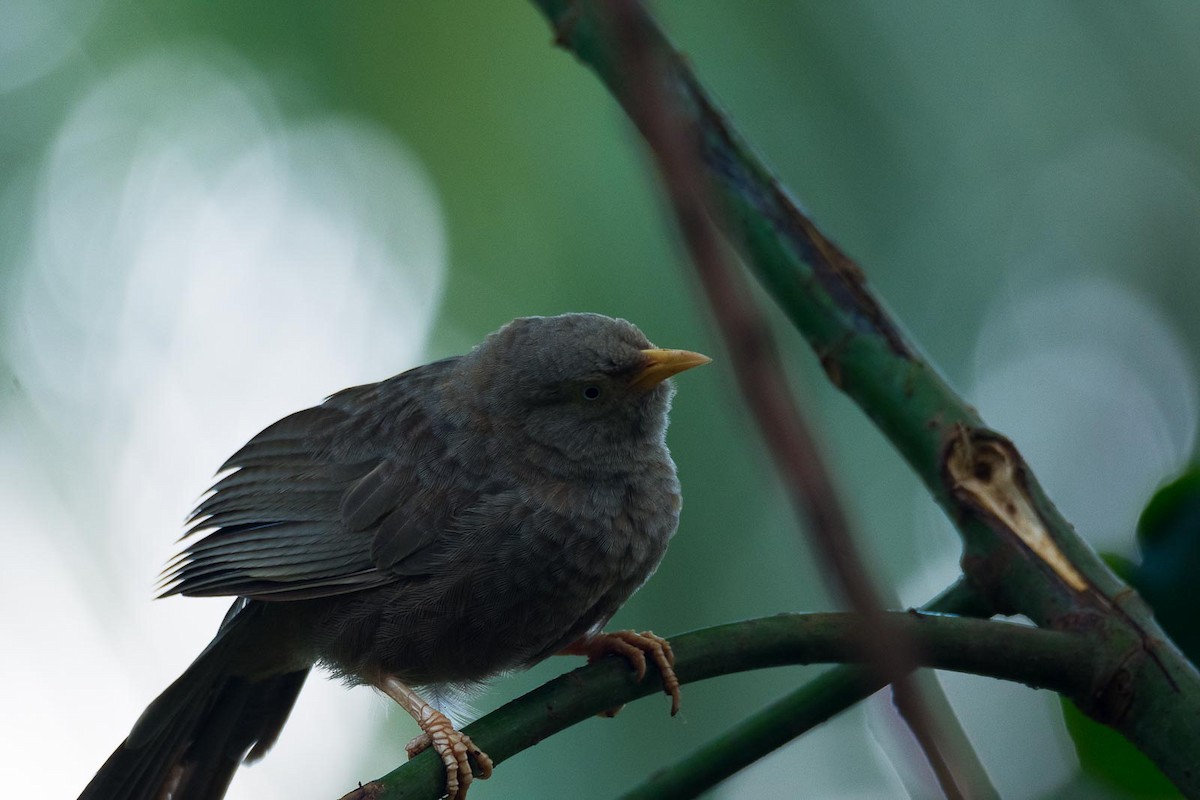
[581,384,603,401]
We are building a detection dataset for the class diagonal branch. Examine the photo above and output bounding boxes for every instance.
[529,1,1200,794]
[594,2,982,796]
[340,611,1093,800]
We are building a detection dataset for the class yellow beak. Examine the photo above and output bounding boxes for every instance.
[630,348,712,391]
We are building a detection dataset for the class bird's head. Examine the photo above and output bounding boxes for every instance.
[460,313,709,469]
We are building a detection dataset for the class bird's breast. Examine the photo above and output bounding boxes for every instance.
[521,458,681,584]
[320,456,682,686]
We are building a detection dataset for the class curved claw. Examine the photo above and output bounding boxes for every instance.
[566,629,682,716]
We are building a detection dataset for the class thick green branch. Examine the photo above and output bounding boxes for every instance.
[600,4,984,796]
[341,613,1092,800]
[620,577,995,799]
[529,1,1200,794]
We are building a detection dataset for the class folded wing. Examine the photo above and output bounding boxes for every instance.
[159,363,467,601]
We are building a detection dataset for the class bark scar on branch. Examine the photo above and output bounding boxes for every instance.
[943,430,1181,694]
[687,81,912,357]
[944,426,1088,592]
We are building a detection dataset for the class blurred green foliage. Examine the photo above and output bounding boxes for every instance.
[5,2,1200,798]
[1061,698,1180,799]
[1064,466,1200,799]
[1134,465,1200,660]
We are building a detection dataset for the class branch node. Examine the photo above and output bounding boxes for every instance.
[1092,665,1137,725]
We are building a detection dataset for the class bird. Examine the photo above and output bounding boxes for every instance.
[79,312,710,800]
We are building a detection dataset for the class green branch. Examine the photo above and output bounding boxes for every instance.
[593,4,989,796]
[528,1,1200,794]
[340,612,1092,800]
[619,664,876,800]
[620,578,996,799]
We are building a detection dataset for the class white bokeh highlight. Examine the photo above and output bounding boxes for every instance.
[717,705,908,800]
[898,273,1197,796]
[0,48,446,799]
[972,277,1197,552]
[0,0,99,93]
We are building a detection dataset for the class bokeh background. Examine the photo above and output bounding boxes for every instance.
[3,2,1198,798]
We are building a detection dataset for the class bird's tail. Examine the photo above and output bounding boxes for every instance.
[79,601,310,800]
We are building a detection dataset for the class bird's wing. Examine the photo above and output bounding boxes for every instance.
[159,364,467,601]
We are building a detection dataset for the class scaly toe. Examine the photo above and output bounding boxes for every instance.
[405,732,432,759]
[432,725,492,799]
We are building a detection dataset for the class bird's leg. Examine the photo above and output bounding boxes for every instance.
[377,677,493,800]
[559,630,681,717]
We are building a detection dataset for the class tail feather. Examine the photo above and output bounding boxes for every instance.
[170,678,254,800]
[245,670,309,762]
[79,603,310,800]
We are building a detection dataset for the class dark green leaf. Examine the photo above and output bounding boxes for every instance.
[1060,697,1179,798]
[1061,465,1200,798]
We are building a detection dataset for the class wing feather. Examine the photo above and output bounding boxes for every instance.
[160,362,467,601]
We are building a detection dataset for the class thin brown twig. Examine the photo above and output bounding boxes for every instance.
[598,1,971,797]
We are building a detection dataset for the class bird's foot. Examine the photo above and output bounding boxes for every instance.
[403,708,492,800]
[565,629,681,716]
[379,677,492,800]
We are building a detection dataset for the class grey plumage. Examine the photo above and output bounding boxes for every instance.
[81,313,706,800]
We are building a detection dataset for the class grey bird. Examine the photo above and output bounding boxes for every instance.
[79,313,709,800]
